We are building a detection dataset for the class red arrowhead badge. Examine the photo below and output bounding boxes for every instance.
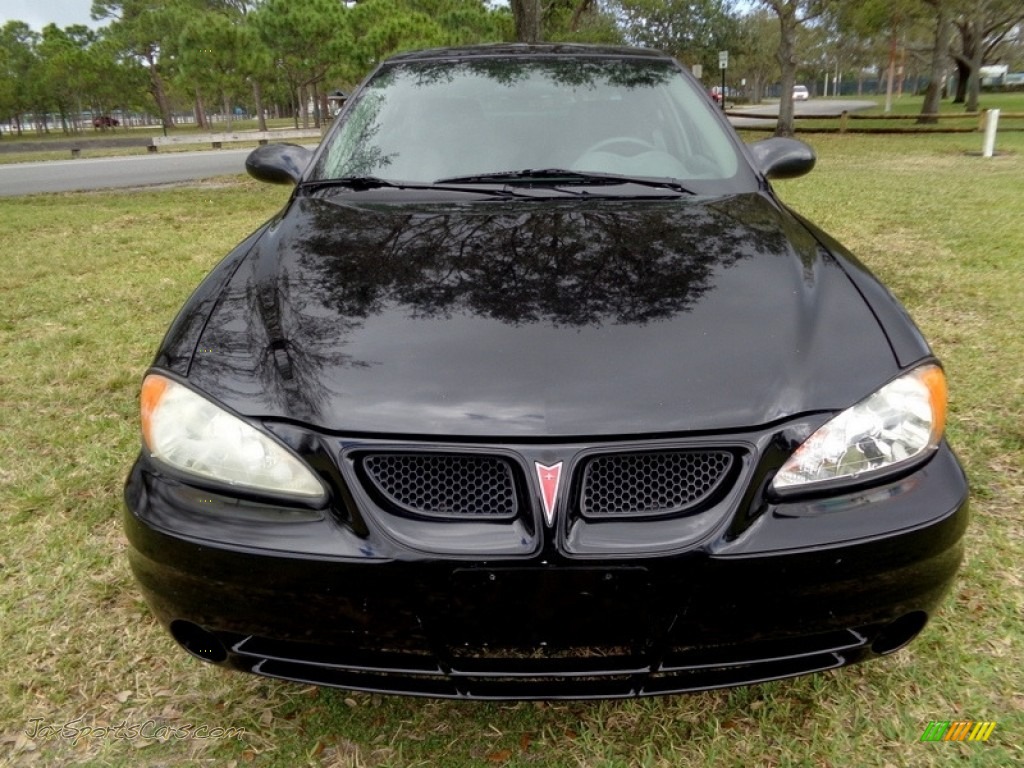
[535,462,563,526]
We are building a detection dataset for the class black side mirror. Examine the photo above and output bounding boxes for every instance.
[748,137,816,180]
[245,143,313,185]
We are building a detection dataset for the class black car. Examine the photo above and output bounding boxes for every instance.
[124,44,968,700]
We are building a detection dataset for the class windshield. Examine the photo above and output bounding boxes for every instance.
[312,54,755,194]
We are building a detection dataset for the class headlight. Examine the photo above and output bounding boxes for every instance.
[772,364,947,493]
[140,374,326,499]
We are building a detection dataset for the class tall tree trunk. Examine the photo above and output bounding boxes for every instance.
[965,18,983,112]
[919,2,950,124]
[223,92,232,131]
[569,0,594,32]
[194,90,208,130]
[952,58,969,102]
[252,80,267,132]
[319,87,329,129]
[147,53,174,130]
[299,84,309,128]
[511,0,542,43]
[773,4,798,137]
[896,45,906,99]
[884,33,897,113]
[952,15,979,106]
[287,83,298,128]
[311,80,321,129]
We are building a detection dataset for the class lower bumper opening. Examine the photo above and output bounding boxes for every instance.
[170,620,228,664]
[214,622,887,700]
[871,611,928,655]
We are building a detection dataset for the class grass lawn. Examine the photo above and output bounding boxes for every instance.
[0,133,1022,767]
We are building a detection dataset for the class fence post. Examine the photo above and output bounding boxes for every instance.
[840,111,848,134]
[983,109,1000,158]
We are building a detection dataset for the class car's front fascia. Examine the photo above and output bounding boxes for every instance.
[123,44,968,700]
[124,414,967,699]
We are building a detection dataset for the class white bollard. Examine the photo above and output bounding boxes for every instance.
[982,109,1000,158]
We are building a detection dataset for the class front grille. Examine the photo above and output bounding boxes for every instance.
[362,453,518,519]
[581,450,733,518]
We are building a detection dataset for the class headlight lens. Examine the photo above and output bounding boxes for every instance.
[140,374,326,499]
[772,365,947,492]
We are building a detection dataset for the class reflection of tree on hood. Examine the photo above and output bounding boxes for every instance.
[293,196,787,328]
[188,194,809,422]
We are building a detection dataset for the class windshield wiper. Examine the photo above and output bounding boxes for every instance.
[301,176,414,191]
[436,169,695,194]
[299,176,521,197]
[298,171,693,198]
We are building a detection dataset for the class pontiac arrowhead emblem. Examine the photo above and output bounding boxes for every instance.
[535,462,563,526]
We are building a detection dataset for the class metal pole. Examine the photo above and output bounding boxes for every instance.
[721,67,726,111]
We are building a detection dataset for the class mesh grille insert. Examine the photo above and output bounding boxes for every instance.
[581,450,733,518]
[362,454,518,518]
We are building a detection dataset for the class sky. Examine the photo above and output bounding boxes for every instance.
[0,0,103,32]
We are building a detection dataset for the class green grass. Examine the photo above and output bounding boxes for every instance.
[1,135,1022,767]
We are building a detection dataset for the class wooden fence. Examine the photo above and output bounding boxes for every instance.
[147,128,323,151]
[726,108,1024,134]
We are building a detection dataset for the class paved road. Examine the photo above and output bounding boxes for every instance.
[0,148,257,197]
[728,99,877,128]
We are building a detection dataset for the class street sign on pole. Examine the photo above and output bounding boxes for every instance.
[718,51,728,111]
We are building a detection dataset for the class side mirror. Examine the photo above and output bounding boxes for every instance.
[748,137,816,180]
[245,143,313,185]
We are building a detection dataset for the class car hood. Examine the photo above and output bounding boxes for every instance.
[186,192,899,437]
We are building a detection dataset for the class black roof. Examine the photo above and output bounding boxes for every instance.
[385,43,671,64]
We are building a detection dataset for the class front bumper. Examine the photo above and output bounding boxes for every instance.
[123,440,968,700]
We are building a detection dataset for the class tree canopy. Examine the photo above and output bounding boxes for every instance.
[2,0,1022,136]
